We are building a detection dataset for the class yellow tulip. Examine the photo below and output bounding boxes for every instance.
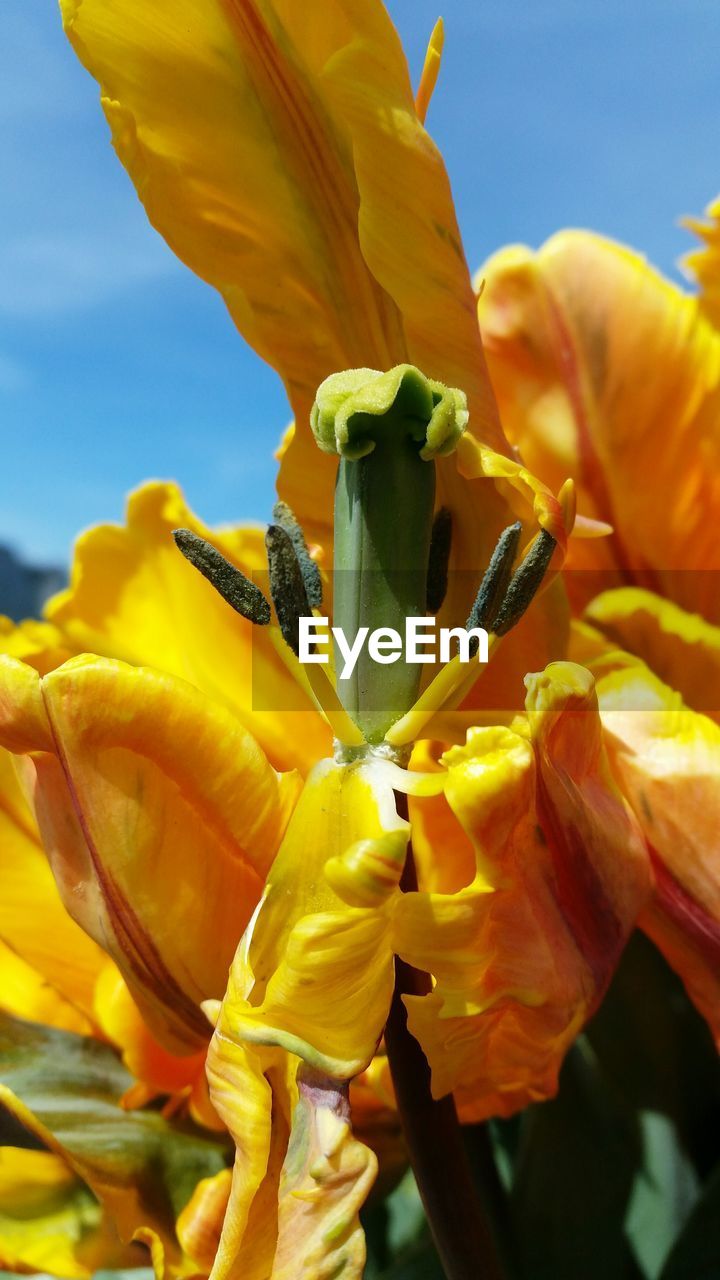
[0,0,717,1275]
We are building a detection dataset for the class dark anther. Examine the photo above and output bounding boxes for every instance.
[173,528,271,624]
[466,521,522,634]
[272,500,322,609]
[493,528,557,636]
[265,524,312,657]
[426,507,452,613]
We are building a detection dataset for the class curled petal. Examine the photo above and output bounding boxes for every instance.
[271,1068,376,1280]
[394,664,650,1118]
[0,654,298,1053]
[220,757,407,1078]
[596,664,720,1045]
[478,231,720,620]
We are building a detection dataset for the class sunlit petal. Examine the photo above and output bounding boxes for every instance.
[0,654,298,1053]
[46,481,329,774]
[596,663,720,1045]
[478,231,720,620]
[394,664,649,1117]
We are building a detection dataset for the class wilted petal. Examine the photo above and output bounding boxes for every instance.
[596,663,720,1045]
[0,653,298,1053]
[46,482,329,774]
[394,664,649,1118]
[478,231,720,621]
[271,1069,376,1280]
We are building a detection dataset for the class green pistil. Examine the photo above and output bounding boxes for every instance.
[311,365,467,743]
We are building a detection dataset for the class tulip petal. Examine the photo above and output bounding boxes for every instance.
[0,1013,230,1262]
[61,1,518,636]
[206,756,406,1275]
[595,664,720,1045]
[0,747,105,1024]
[394,664,649,1118]
[0,654,298,1053]
[46,482,329,774]
[60,0,503,441]
[0,942,93,1036]
[585,587,720,720]
[271,1068,376,1280]
[478,231,720,620]
[0,1147,106,1279]
[220,756,407,1078]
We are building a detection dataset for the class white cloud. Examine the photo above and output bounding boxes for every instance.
[0,229,179,318]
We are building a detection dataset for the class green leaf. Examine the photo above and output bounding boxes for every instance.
[587,932,720,1178]
[510,1040,644,1280]
[0,1014,230,1263]
[659,1162,720,1280]
[626,1112,699,1279]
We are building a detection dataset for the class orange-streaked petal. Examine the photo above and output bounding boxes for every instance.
[271,1069,376,1280]
[61,0,507,582]
[585,587,720,720]
[0,654,298,1054]
[46,482,329,774]
[94,963,207,1099]
[478,231,720,621]
[0,747,105,1022]
[595,663,720,1045]
[394,663,650,1118]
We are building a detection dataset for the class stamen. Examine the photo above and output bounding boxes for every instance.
[173,529,271,624]
[265,524,311,657]
[466,521,522,633]
[272,500,322,609]
[426,508,452,613]
[493,529,557,636]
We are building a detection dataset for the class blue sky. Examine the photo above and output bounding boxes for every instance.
[2,0,719,570]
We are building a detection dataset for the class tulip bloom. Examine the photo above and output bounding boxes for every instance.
[0,1,718,1277]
